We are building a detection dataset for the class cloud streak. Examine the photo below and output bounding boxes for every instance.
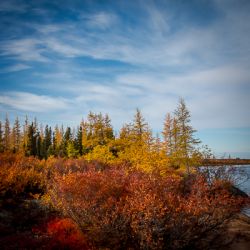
[0,92,70,112]
[0,63,31,73]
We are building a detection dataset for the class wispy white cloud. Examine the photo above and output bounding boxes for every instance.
[115,65,250,130]
[0,63,31,73]
[1,0,249,69]
[0,92,70,112]
[0,38,48,62]
[83,12,118,30]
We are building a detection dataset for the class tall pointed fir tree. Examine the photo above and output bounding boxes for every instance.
[173,98,200,173]
[26,122,37,156]
[81,120,88,154]
[22,115,29,153]
[63,127,72,157]
[12,117,21,153]
[42,125,52,158]
[75,125,83,155]
[132,108,149,143]
[104,114,114,142]
[162,113,173,156]
[4,115,11,151]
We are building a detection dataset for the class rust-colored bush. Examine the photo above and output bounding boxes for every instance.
[126,175,246,249]
[47,218,90,249]
[0,153,46,198]
[0,154,247,249]
[48,169,134,249]
[48,168,247,249]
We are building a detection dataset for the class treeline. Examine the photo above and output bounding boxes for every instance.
[0,112,114,159]
[0,99,207,172]
[0,112,114,158]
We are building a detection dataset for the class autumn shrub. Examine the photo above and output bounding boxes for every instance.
[46,218,90,249]
[30,217,91,249]
[48,169,135,249]
[45,156,110,177]
[0,153,46,199]
[48,166,247,250]
[127,175,246,249]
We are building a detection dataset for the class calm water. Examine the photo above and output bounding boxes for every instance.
[201,165,250,216]
[234,165,250,195]
[234,165,250,216]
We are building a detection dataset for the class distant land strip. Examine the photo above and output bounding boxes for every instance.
[202,158,250,166]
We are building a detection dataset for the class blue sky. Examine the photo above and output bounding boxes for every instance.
[0,0,250,157]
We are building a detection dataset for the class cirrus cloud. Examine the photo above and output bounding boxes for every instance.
[0,92,70,112]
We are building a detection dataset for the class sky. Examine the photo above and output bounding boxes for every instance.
[0,0,250,158]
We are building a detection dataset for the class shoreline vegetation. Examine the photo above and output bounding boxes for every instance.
[0,99,249,249]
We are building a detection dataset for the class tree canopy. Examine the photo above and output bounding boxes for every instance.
[0,99,207,173]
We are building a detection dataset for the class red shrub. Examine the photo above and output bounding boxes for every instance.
[47,218,90,249]
[0,153,46,198]
[125,175,246,249]
[48,168,247,249]
[49,169,134,248]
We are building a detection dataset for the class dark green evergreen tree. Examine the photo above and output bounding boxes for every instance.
[75,125,83,155]
[12,117,21,153]
[4,115,11,151]
[36,132,42,159]
[62,127,72,156]
[41,125,52,159]
[26,122,37,156]
[104,114,114,141]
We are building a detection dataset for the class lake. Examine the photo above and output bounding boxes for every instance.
[234,165,250,216]
[200,165,250,216]
[234,165,250,194]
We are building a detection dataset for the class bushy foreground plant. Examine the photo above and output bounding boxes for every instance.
[48,168,247,249]
[0,153,46,198]
[0,154,248,249]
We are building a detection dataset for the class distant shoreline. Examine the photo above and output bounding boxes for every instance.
[202,159,250,166]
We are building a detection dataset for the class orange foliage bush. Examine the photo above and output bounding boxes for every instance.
[0,154,247,249]
[0,153,46,198]
[49,168,247,249]
[49,169,134,249]
[31,217,90,249]
[47,218,90,249]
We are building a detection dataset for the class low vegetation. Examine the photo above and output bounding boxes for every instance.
[0,99,249,249]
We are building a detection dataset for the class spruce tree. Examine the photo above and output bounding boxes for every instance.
[26,122,37,156]
[75,125,83,155]
[36,132,42,159]
[104,114,114,141]
[22,115,29,153]
[132,108,149,143]
[4,115,11,151]
[173,98,200,173]
[62,127,72,156]
[162,113,173,156]
[12,117,21,152]
[42,125,52,158]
